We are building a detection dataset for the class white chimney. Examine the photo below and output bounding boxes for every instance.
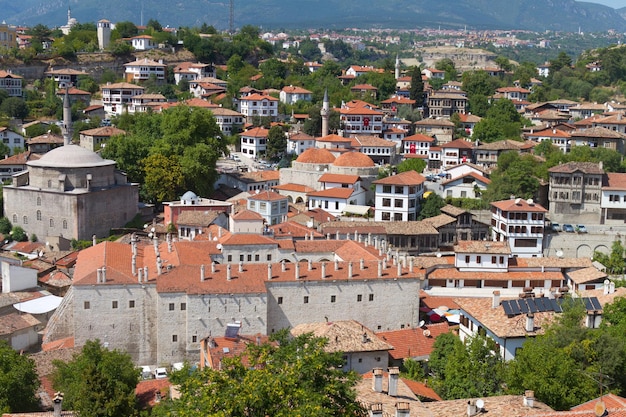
[523,390,535,408]
[308,259,313,271]
[132,255,137,276]
[101,266,106,283]
[201,264,205,282]
[334,259,339,271]
[92,234,97,246]
[604,279,610,295]
[369,403,383,417]
[267,263,272,280]
[395,402,410,417]
[360,259,365,270]
[211,262,216,274]
[238,261,244,273]
[295,262,300,280]
[227,264,232,281]
[138,268,143,282]
[525,313,534,332]
[467,399,478,416]
[397,260,402,277]
[378,260,383,277]
[321,262,326,279]
[347,262,353,279]
[53,392,64,417]
[281,260,286,272]
[96,268,102,283]
[143,266,148,282]
[383,259,387,270]
[372,368,383,392]
[492,291,501,308]
[409,257,414,272]
[388,367,399,396]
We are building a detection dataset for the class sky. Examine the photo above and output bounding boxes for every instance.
[582,0,626,8]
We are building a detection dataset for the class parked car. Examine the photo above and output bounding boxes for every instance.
[551,223,561,232]
[232,155,241,162]
[563,224,575,233]
[153,367,168,379]
[576,224,588,233]
[140,366,152,380]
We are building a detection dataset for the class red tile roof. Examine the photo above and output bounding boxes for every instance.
[248,190,287,201]
[318,173,360,184]
[491,198,547,212]
[376,322,452,360]
[306,188,355,199]
[373,170,425,185]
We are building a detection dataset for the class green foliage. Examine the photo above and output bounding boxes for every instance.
[160,329,366,417]
[266,125,287,162]
[0,217,12,234]
[435,58,457,81]
[142,154,185,203]
[0,340,40,413]
[445,197,490,210]
[111,21,138,39]
[472,99,523,143]
[481,152,541,202]
[396,158,426,174]
[593,240,626,275]
[29,234,37,242]
[0,97,29,119]
[10,226,27,242]
[401,358,425,381]
[419,193,445,220]
[52,340,139,417]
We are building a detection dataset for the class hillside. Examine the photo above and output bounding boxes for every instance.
[5,0,626,32]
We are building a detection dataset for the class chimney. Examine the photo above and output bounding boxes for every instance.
[525,313,534,332]
[143,266,148,282]
[388,367,400,396]
[156,255,162,275]
[409,257,414,272]
[334,259,339,271]
[360,259,365,270]
[227,264,232,281]
[611,281,616,294]
[523,390,535,408]
[200,264,205,282]
[321,262,326,279]
[267,263,272,280]
[137,266,142,283]
[53,392,64,417]
[383,259,387,270]
[211,262,216,274]
[369,403,383,417]
[397,260,402,277]
[101,266,106,283]
[281,260,286,272]
[372,368,383,392]
[348,261,353,279]
[92,234,97,246]
[96,268,102,283]
[395,402,410,417]
[492,290,501,308]
[308,259,313,271]
[604,279,610,295]
[467,399,478,416]
[132,254,137,276]
[167,233,172,252]
[295,262,300,280]
[326,233,330,240]
[378,260,383,277]
[374,237,379,250]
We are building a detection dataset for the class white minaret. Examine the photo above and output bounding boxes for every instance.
[97,19,111,50]
[320,88,329,137]
[62,88,73,146]
[395,54,400,80]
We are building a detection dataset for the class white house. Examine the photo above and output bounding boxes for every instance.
[238,93,279,122]
[0,70,22,97]
[402,133,434,157]
[438,171,491,199]
[279,85,313,105]
[491,198,547,258]
[373,170,425,221]
[601,172,626,225]
[440,138,474,168]
[100,82,145,116]
[247,190,289,225]
[173,62,216,84]
[287,132,316,155]
[130,35,157,51]
[339,106,384,136]
[240,126,269,158]
[0,127,25,154]
[123,58,166,84]
[209,107,245,136]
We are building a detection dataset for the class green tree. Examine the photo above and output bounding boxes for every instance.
[142,154,185,203]
[397,158,426,174]
[161,329,366,417]
[266,125,287,162]
[0,217,12,234]
[592,240,626,275]
[111,21,138,39]
[482,152,540,202]
[10,226,27,242]
[52,340,139,417]
[0,340,40,413]
[0,97,29,119]
[419,193,445,220]
[146,19,162,32]
[435,58,457,81]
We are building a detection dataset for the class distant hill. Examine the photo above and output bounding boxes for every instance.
[5,0,626,32]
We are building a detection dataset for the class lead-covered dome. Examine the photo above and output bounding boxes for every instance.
[28,145,115,168]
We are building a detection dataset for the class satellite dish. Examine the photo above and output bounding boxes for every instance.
[594,401,606,417]
[556,250,564,258]
[418,320,425,328]
[423,329,431,337]
[216,243,223,250]
[476,399,485,410]
[436,252,442,258]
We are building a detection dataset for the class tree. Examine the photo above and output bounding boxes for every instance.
[10,226,27,242]
[397,158,426,174]
[0,340,40,413]
[435,58,457,80]
[592,240,626,275]
[419,193,445,220]
[161,329,366,417]
[266,125,287,162]
[112,21,138,39]
[52,340,139,417]
[409,66,425,107]
[0,97,29,119]
[0,217,12,234]
[142,154,185,203]
[146,19,162,32]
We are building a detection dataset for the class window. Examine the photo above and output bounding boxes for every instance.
[169,303,175,311]
[240,254,244,262]
[267,254,272,261]
[50,218,54,227]
[23,216,27,224]
[381,212,391,220]
[382,185,392,193]
[36,210,41,221]
[394,199,403,208]
[112,301,118,309]
[395,186,403,194]
[382,198,391,207]
[304,296,309,304]
[255,254,260,261]
[84,301,90,309]
[369,294,374,301]
[331,295,336,303]
[465,255,470,263]
[277,296,283,304]
[192,335,198,343]
[492,256,497,264]
[357,294,362,302]
[12,214,16,223]
[181,303,186,311]
[37,197,41,206]
[476,256,482,263]
[63,220,68,229]
[172,335,178,342]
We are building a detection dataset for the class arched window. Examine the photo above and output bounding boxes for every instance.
[23,216,28,224]
[47,180,52,188]
[49,218,54,227]
[36,210,41,221]
[62,220,68,229]
[12,214,17,224]
[36,197,41,206]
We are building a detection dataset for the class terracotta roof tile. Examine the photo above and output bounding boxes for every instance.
[272,183,314,193]
[424,395,553,417]
[318,173,360,184]
[376,322,451,360]
[373,170,425,185]
[291,320,392,353]
[566,267,607,285]
[454,240,510,254]
[248,190,286,201]
[491,198,547,212]
[307,188,355,199]
[401,378,442,401]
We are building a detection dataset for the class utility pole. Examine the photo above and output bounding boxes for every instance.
[229,0,234,35]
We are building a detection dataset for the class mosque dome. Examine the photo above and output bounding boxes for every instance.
[295,148,336,164]
[333,151,375,167]
[28,145,115,168]
[181,191,199,203]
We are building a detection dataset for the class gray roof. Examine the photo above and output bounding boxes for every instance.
[28,145,115,168]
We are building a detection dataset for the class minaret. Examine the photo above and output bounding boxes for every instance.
[62,88,73,145]
[67,4,71,25]
[320,88,329,137]
[395,54,400,80]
